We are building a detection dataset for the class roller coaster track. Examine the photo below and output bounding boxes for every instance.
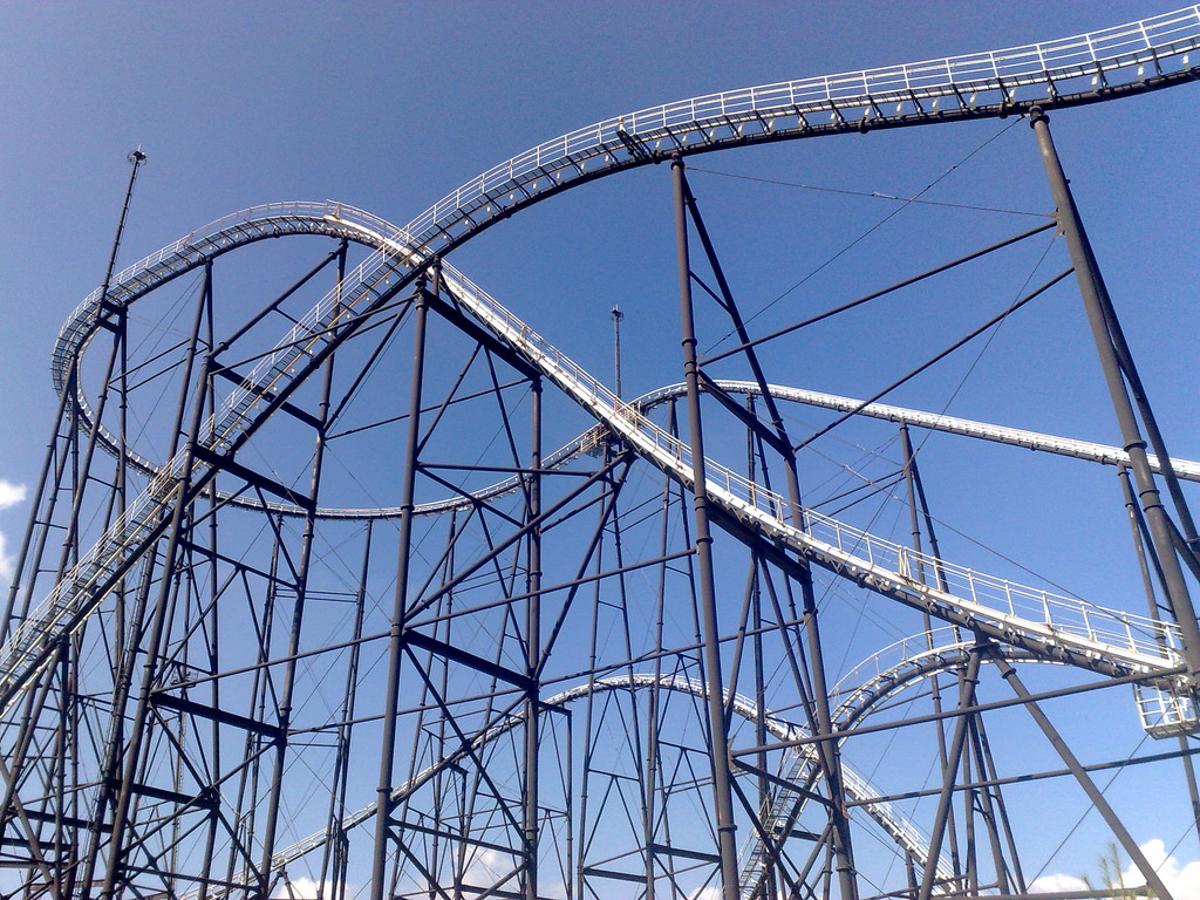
[203,671,956,898]
[57,313,1200,522]
[382,6,1200,261]
[739,632,1041,897]
[8,197,1190,727]
[10,9,1200,891]
[201,633,1124,897]
[637,382,1200,483]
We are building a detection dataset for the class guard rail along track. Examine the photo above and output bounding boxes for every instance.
[197,672,955,899]
[6,196,1192,724]
[4,5,1194,832]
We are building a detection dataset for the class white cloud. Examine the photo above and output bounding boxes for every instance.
[0,481,28,585]
[1033,839,1200,897]
[463,847,514,885]
[1029,872,1090,892]
[271,876,338,899]
[0,480,26,510]
[0,531,12,583]
[1121,838,1200,898]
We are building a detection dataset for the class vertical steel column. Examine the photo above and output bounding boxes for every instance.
[321,521,372,897]
[644,435,680,900]
[797,561,859,899]
[0,382,72,641]
[107,147,144,670]
[197,259,220,899]
[747,403,773,900]
[900,424,963,885]
[671,155,740,900]
[918,645,983,900]
[256,241,347,894]
[99,265,213,899]
[1030,107,1200,676]
[524,378,542,900]
[53,637,68,899]
[680,172,857,895]
[1119,467,1200,849]
[370,277,430,900]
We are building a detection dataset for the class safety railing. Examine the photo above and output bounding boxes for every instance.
[437,256,1184,676]
[25,199,1186,717]
[1133,684,1200,738]
[797,507,1178,661]
[6,204,424,707]
[397,7,1200,253]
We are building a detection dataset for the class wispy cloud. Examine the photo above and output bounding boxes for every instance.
[0,480,26,511]
[1031,839,1200,897]
[0,532,12,582]
[271,876,340,899]
[1028,872,1089,892]
[0,479,28,585]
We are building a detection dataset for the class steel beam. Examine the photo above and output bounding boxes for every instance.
[1030,107,1200,677]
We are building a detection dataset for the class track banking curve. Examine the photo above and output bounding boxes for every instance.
[13,200,1191,729]
[10,8,1199,893]
[52,6,1200,363]
[208,670,957,899]
[49,5,1200,518]
[223,634,1056,897]
[387,5,1200,263]
[20,3,1200,716]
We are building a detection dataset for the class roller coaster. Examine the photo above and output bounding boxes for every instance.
[3,6,1200,898]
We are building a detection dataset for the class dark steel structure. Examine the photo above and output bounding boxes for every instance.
[3,8,1200,899]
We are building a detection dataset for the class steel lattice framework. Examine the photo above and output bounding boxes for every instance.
[4,7,1200,900]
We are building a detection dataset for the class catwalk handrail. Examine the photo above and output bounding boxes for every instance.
[47,10,1200,350]
[431,255,1184,677]
[51,204,1200,528]
[391,6,1200,257]
[739,634,1045,896]
[637,382,1200,483]
[2,207,419,712]
[12,203,1186,719]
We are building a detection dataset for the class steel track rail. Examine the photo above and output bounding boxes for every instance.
[199,672,953,899]
[13,12,1198,876]
[738,633,1045,897]
[12,205,1190,726]
[52,205,1200,524]
[425,254,1186,686]
[53,6,1200,423]
[388,6,1200,262]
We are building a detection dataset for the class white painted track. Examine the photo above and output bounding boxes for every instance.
[205,671,956,899]
[9,8,1200,887]
[10,193,1192,722]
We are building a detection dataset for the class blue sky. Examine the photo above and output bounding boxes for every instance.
[2,1,1199,892]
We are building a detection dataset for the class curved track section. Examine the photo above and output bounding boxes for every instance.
[246,631,1059,897]
[737,632,1048,897]
[228,671,954,898]
[390,7,1200,260]
[10,204,1188,723]
[428,254,1185,685]
[14,14,1200,893]
[639,382,1200,483]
